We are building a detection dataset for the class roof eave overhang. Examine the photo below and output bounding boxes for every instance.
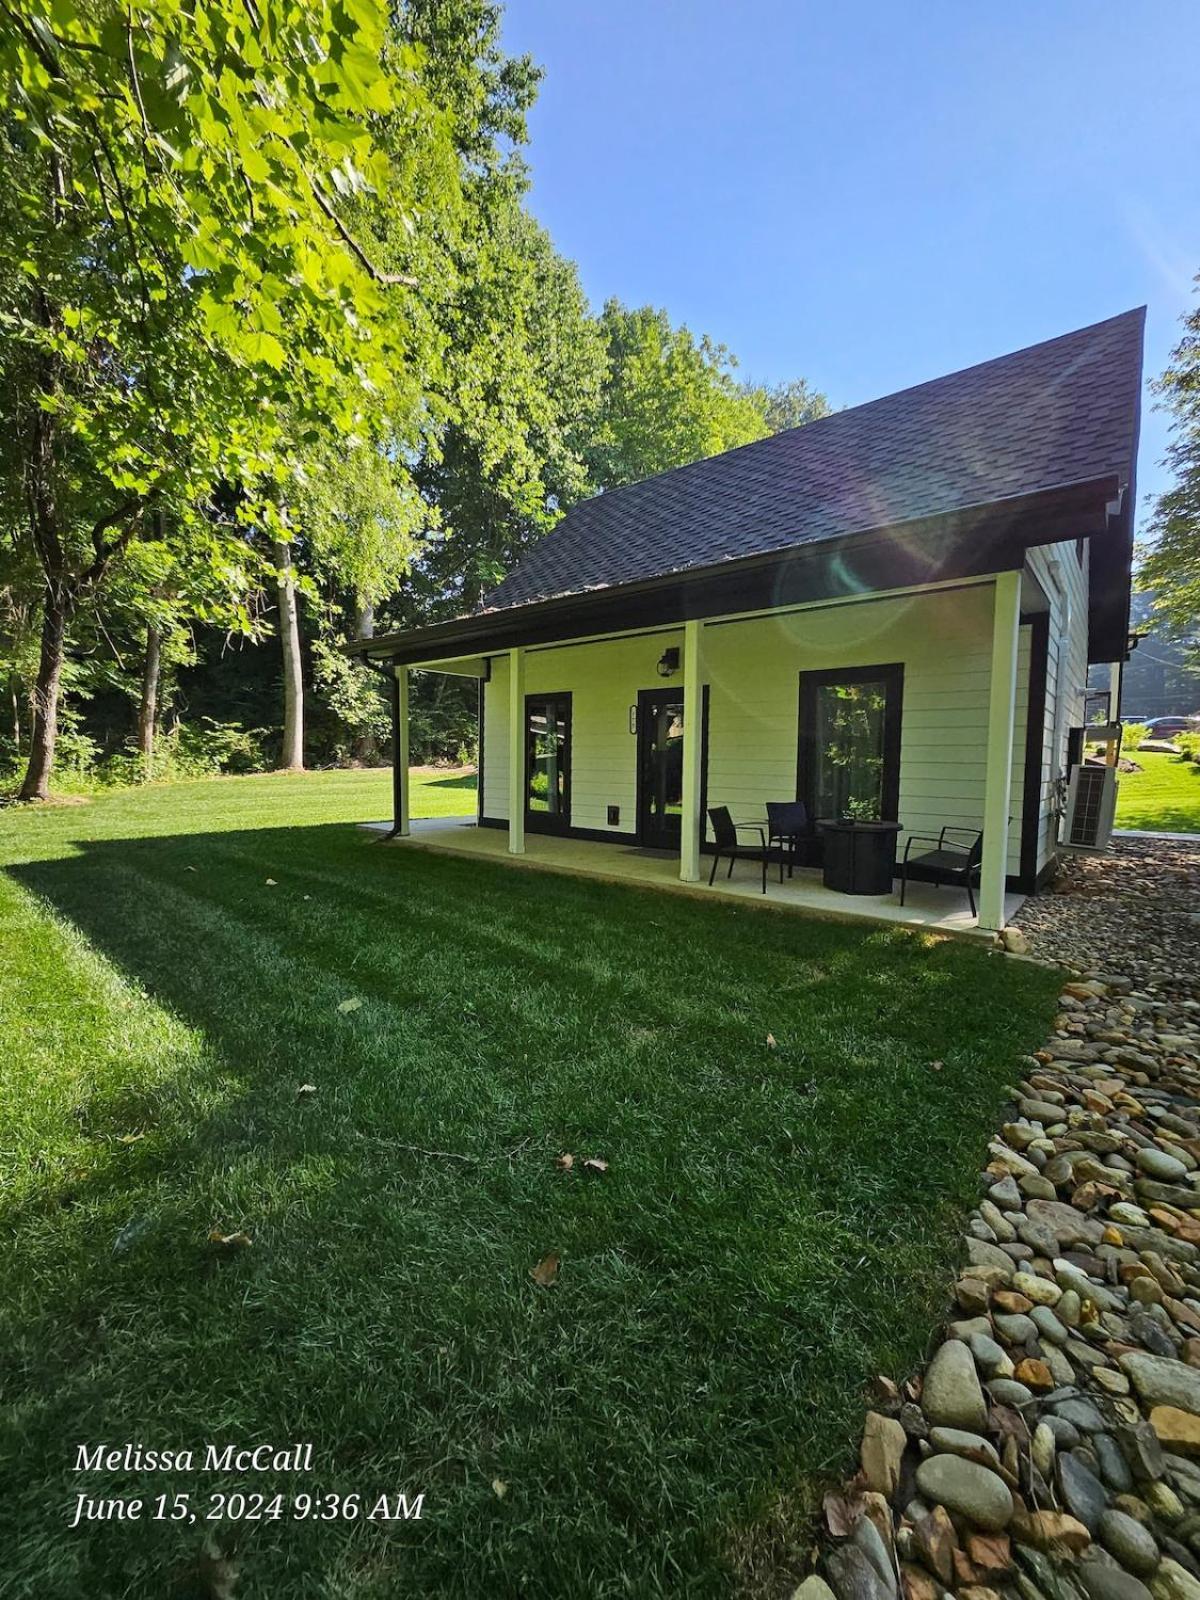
[354,475,1119,668]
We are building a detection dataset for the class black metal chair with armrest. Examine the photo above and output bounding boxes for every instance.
[765,799,811,879]
[899,827,984,917]
[707,806,787,894]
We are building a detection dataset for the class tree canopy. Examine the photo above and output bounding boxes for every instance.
[0,0,830,791]
[585,301,772,490]
[1140,280,1200,657]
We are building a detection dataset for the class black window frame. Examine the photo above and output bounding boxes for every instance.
[524,690,572,834]
[796,663,905,835]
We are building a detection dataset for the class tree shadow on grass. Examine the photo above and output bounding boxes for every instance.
[422,771,479,792]
[2,823,1061,1600]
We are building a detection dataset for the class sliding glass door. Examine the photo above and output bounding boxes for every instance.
[798,665,903,830]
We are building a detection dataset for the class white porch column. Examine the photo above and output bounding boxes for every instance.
[978,571,1022,931]
[507,646,525,855]
[679,619,703,883]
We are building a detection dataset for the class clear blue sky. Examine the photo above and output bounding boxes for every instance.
[499,1,1200,526]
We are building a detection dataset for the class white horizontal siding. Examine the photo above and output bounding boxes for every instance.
[481,579,1037,876]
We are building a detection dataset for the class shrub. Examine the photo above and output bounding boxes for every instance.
[158,719,271,777]
[1176,731,1200,766]
[1121,723,1150,752]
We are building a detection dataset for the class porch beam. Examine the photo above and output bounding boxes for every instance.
[679,619,703,883]
[390,666,410,838]
[978,571,1021,931]
[507,646,525,855]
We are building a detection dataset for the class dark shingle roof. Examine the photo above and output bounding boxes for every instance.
[483,309,1145,613]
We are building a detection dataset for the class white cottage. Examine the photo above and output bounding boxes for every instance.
[353,310,1144,934]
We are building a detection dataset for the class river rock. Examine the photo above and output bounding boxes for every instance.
[1139,1148,1192,1184]
[792,1580,839,1600]
[1012,1509,1092,1554]
[929,1427,1001,1469]
[995,1312,1038,1345]
[923,1339,988,1430]
[1094,1433,1135,1493]
[970,1331,1015,1379]
[1099,1509,1161,1576]
[1151,1557,1200,1600]
[852,1513,898,1599]
[1122,1356,1200,1415]
[861,1410,907,1497]
[914,1454,1014,1531]
[1150,1408,1200,1458]
[1059,1453,1111,1533]
[1079,1561,1155,1600]
[826,1542,893,1600]
[1014,1271,1063,1306]
[1032,1305,1071,1346]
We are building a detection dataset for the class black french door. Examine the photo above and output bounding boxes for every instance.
[797,665,903,854]
[636,689,686,849]
[524,692,572,833]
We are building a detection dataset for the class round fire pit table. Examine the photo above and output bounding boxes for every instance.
[817,819,902,895]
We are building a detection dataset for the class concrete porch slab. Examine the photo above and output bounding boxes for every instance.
[360,817,1021,941]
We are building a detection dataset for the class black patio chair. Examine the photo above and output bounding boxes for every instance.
[707,806,787,894]
[899,827,984,916]
[765,799,812,878]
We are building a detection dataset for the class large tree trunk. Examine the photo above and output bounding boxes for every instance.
[19,588,69,801]
[352,599,378,766]
[276,539,304,771]
[137,622,161,778]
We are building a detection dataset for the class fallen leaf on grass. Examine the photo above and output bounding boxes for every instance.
[296,1083,318,1098]
[766,1033,777,1048]
[554,1153,574,1171]
[930,1059,945,1072]
[184,866,197,873]
[337,997,362,1013]
[117,1132,145,1145]
[822,1485,864,1538]
[582,1157,608,1174]
[264,878,278,887]
[208,1229,252,1251]
[529,1252,559,1288]
[112,1214,152,1255]
[491,1479,508,1499]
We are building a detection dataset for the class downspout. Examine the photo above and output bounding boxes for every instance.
[360,652,405,840]
[1043,560,1081,838]
[1045,558,1073,797]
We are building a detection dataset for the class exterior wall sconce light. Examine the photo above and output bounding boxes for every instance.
[656,647,680,678]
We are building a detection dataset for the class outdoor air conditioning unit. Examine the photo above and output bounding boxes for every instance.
[1059,762,1118,852]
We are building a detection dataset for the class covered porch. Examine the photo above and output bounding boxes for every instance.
[371,568,1035,935]
[362,814,1023,941]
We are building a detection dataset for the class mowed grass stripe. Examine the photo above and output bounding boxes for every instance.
[0,772,1060,1598]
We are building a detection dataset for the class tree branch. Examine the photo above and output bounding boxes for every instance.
[282,136,418,289]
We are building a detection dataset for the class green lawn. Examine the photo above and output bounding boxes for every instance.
[0,770,1059,1599]
[1116,749,1200,833]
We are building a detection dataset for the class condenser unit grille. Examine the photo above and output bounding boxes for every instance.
[1066,766,1107,847]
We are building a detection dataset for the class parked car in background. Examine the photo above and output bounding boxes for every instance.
[1143,715,1200,739]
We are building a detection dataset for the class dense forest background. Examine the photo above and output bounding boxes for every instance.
[3,1,1196,801]
[0,0,829,792]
